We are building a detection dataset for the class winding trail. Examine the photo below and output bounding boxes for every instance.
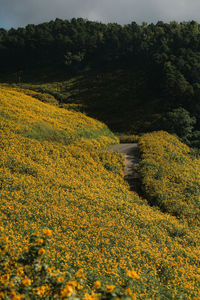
[108,143,140,191]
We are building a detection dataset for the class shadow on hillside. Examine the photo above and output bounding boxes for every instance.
[125,174,143,195]
[123,147,144,196]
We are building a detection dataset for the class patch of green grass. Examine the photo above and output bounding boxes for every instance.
[23,120,71,144]
[117,134,140,143]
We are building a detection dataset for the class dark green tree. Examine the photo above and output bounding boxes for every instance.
[162,107,196,143]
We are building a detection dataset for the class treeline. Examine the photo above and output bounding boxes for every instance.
[2,18,200,145]
[2,18,200,75]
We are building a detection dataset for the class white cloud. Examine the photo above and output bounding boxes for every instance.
[0,0,200,29]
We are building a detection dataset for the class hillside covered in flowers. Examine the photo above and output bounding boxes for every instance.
[0,87,200,299]
[139,131,200,224]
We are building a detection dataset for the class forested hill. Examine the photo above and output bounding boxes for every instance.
[1,19,200,144]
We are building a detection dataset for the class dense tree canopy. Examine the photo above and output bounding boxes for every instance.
[161,107,196,143]
[2,19,200,141]
[1,19,200,74]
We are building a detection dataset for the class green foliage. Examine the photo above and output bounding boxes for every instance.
[161,107,196,143]
[23,120,72,144]
[65,51,85,66]
[118,134,140,143]
[189,130,200,148]
[2,68,159,133]
[3,19,200,142]
[24,90,59,105]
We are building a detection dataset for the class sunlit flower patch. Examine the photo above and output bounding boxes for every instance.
[0,88,200,298]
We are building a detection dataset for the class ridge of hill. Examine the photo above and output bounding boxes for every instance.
[2,19,200,140]
[0,86,116,145]
[0,87,200,298]
[0,67,160,134]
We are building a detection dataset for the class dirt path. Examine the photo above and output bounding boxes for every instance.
[108,143,140,190]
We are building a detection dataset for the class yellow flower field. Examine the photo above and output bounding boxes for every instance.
[0,88,200,298]
[139,131,200,224]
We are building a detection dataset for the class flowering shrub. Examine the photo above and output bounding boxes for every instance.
[0,228,141,299]
[0,87,117,146]
[139,131,200,223]
[1,89,200,298]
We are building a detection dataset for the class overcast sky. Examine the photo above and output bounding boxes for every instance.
[1,0,200,29]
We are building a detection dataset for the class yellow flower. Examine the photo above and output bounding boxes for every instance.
[94,280,101,289]
[16,267,24,276]
[43,229,52,237]
[0,227,4,232]
[77,283,83,290]
[10,291,24,300]
[46,267,52,273]
[67,280,77,287]
[60,285,74,297]
[127,270,140,279]
[83,293,98,300]
[2,274,10,282]
[106,285,115,293]
[75,268,86,278]
[126,288,133,295]
[36,238,44,245]
[38,248,45,255]
[22,278,31,286]
[75,268,84,276]
[57,276,65,283]
[36,286,46,296]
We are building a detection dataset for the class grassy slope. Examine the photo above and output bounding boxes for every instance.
[1,67,162,133]
[1,87,200,298]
